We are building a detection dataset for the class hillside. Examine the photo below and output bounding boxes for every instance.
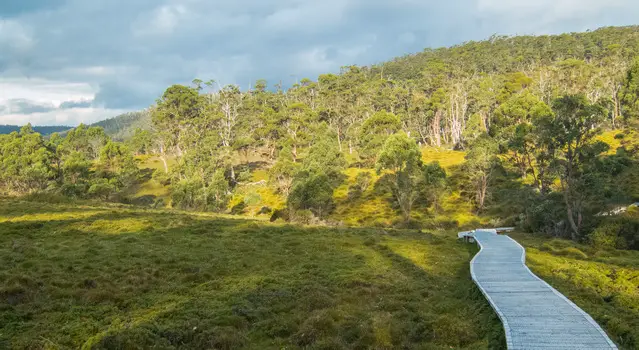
[375,26,639,81]
[90,110,151,140]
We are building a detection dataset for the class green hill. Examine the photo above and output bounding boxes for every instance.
[90,110,151,140]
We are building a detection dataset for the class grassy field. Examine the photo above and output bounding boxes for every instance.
[510,233,639,349]
[0,200,504,349]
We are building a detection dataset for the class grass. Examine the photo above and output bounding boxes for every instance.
[510,233,639,349]
[596,130,624,155]
[420,147,466,169]
[0,199,504,349]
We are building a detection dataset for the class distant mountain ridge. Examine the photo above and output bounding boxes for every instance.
[0,125,72,135]
[0,110,151,140]
[90,110,151,140]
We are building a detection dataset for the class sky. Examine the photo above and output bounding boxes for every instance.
[1,0,639,126]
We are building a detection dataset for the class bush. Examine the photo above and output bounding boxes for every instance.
[591,211,639,250]
[270,208,290,222]
[288,172,335,218]
[291,209,315,225]
[59,183,87,198]
[392,219,422,230]
[589,222,621,250]
[88,178,116,200]
[355,172,372,192]
[152,169,171,186]
[230,201,246,215]
[257,206,272,215]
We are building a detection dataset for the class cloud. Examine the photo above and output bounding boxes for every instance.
[59,99,93,109]
[1,99,56,114]
[1,0,639,125]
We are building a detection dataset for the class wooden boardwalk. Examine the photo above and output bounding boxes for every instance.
[470,229,618,350]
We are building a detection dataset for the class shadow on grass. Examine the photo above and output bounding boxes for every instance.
[1,202,504,349]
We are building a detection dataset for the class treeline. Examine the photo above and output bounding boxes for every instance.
[0,124,137,200]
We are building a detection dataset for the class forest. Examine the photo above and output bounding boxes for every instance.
[2,26,639,248]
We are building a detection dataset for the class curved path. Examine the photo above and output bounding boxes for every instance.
[470,229,617,350]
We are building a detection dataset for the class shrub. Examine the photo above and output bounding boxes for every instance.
[291,209,315,225]
[355,172,373,192]
[270,208,290,222]
[591,211,639,250]
[230,202,246,215]
[152,169,171,186]
[288,172,335,218]
[257,206,272,215]
[87,178,116,200]
[589,222,621,250]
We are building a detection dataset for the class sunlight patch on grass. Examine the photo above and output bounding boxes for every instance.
[135,179,169,198]
[72,218,154,235]
[0,210,104,223]
[597,129,624,154]
[421,147,466,169]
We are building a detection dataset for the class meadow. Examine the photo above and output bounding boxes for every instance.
[0,200,505,349]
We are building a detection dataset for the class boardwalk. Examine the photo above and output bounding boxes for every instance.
[470,229,617,350]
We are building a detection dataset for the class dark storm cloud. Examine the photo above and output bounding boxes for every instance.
[0,98,99,116]
[2,0,639,125]
[93,81,160,109]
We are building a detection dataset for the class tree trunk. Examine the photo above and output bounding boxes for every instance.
[561,182,579,240]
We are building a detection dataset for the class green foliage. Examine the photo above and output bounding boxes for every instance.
[288,172,335,220]
[269,144,299,196]
[0,127,54,195]
[591,209,639,250]
[171,170,230,212]
[421,161,447,211]
[359,111,401,165]
[87,178,117,200]
[463,135,498,212]
[545,95,607,239]
[621,58,639,122]
[376,133,423,221]
[302,135,347,178]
